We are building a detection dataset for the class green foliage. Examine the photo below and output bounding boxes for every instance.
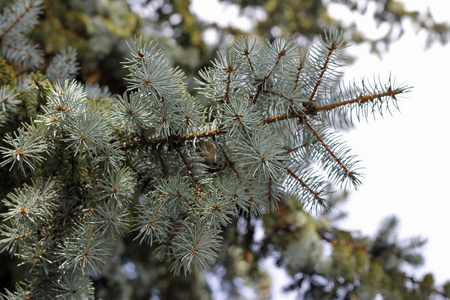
[0,58,15,88]
[0,0,44,69]
[29,0,143,92]
[133,0,450,73]
[0,0,449,299]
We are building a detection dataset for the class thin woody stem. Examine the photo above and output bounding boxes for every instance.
[157,148,169,180]
[11,231,33,241]
[122,128,227,149]
[146,208,161,228]
[264,89,294,102]
[263,111,301,124]
[316,87,401,112]
[223,66,233,102]
[174,146,201,196]
[57,56,75,81]
[218,143,254,203]
[308,44,338,103]
[165,220,184,246]
[80,232,97,261]
[263,87,405,125]
[281,161,325,204]
[268,177,274,203]
[0,2,36,42]
[218,143,241,180]
[286,143,308,155]
[293,58,304,91]
[4,43,34,58]
[303,118,355,181]
[253,50,286,104]
[244,48,255,72]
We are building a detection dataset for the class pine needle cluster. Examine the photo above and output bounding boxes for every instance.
[0,0,410,298]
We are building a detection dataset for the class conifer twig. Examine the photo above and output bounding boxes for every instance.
[223,66,233,102]
[157,148,169,180]
[244,48,255,72]
[263,87,406,125]
[252,50,286,104]
[174,146,200,195]
[293,58,304,91]
[303,118,356,181]
[281,162,325,205]
[4,44,34,58]
[122,128,227,149]
[286,143,308,155]
[316,87,402,112]
[308,43,339,103]
[218,143,241,180]
[0,2,37,42]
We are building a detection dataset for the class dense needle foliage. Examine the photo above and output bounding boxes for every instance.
[0,0,425,299]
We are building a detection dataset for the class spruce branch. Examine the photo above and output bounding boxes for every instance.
[282,162,326,206]
[308,42,340,104]
[303,117,361,187]
[262,85,407,126]
[0,124,49,173]
[218,143,241,180]
[252,47,286,104]
[174,146,200,195]
[1,41,43,69]
[169,217,222,276]
[0,18,415,291]
[46,48,79,83]
[293,50,307,91]
[232,36,256,72]
[157,148,169,179]
[0,0,43,68]
[316,87,403,112]
[0,86,20,114]
[121,127,227,149]
[0,0,41,42]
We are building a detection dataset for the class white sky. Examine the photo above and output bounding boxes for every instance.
[334,0,450,286]
[190,0,450,296]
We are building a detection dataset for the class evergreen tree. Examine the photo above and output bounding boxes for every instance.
[1,1,449,299]
[131,0,450,71]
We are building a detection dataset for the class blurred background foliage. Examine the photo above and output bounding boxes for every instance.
[1,0,450,299]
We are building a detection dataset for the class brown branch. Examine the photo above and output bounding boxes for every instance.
[316,87,402,112]
[244,48,255,72]
[0,95,11,107]
[12,231,33,241]
[0,2,36,42]
[57,56,74,82]
[146,208,161,228]
[282,162,325,204]
[165,219,185,246]
[157,148,169,180]
[80,232,96,262]
[264,90,293,103]
[303,118,356,181]
[218,143,255,204]
[308,44,338,103]
[252,85,263,105]
[121,128,227,150]
[252,50,286,104]
[263,87,404,125]
[4,43,34,58]
[223,66,233,102]
[218,143,241,180]
[174,146,200,196]
[286,143,308,155]
[293,58,304,91]
[263,111,300,125]
[268,177,274,204]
